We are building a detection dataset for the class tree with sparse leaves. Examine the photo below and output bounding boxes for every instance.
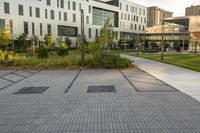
[44,33,55,49]
[98,18,118,49]
[0,25,11,48]
[16,33,27,51]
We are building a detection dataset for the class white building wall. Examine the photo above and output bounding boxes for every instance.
[0,0,147,47]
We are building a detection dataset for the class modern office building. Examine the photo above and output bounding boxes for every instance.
[185,5,200,16]
[144,16,200,52]
[0,0,147,47]
[147,6,173,27]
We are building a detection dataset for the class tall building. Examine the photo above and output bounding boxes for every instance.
[147,6,173,27]
[0,0,147,47]
[185,5,200,16]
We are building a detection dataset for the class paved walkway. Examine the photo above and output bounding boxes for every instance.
[121,54,200,102]
[0,69,200,132]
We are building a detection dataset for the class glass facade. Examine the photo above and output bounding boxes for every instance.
[93,7,118,27]
[58,25,77,37]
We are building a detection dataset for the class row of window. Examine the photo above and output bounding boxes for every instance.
[23,21,94,38]
[130,23,145,31]
[119,3,146,16]
[46,0,89,8]
[3,2,92,16]
[121,13,146,23]
[120,21,145,31]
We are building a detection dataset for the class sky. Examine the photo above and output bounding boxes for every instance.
[130,0,200,16]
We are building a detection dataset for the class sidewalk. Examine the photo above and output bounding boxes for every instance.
[121,54,200,102]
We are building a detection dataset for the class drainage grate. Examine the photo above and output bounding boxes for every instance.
[14,87,49,94]
[87,85,116,93]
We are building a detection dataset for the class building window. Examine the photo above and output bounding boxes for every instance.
[73,14,76,22]
[18,5,24,16]
[68,1,70,9]
[135,24,137,30]
[32,22,35,35]
[86,16,89,24]
[9,20,13,34]
[136,16,138,22]
[120,3,122,10]
[45,9,48,19]
[47,24,51,34]
[29,6,32,17]
[47,0,51,6]
[64,12,67,21]
[4,2,10,14]
[0,19,6,28]
[72,2,76,10]
[95,29,98,37]
[88,5,91,13]
[126,5,128,11]
[57,0,59,7]
[24,21,28,34]
[60,0,64,8]
[40,23,43,36]
[93,7,118,27]
[59,11,61,20]
[51,10,54,19]
[79,3,81,11]
[35,8,40,18]
[58,25,77,37]
[88,28,91,38]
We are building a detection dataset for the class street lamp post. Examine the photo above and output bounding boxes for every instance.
[80,9,85,67]
[161,21,164,60]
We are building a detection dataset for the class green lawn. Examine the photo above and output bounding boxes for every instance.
[128,53,200,72]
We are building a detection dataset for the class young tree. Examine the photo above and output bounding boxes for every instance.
[0,26,11,48]
[44,33,55,49]
[98,18,118,49]
[31,35,39,54]
[65,36,72,48]
[16,33,27,51]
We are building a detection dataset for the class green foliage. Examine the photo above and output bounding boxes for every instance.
[98,18,118,49]
[118,39,126,49]
[64,36,72,48]
[0,25,11,47]
[57,42,69,56]
[129,39,136,49]
[0,49,14,65]
[87,42,100,55]
[44,33,55,48]
[86,51,132,68]
[16,33,28,51]
[38,45,48,58]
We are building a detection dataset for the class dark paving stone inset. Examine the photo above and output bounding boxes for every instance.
[14,87,49,94]
[87,85,116,93]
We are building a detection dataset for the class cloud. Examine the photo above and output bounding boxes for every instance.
[129,0,200,16]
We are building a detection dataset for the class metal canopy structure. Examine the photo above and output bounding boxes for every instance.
[162,16,190,26]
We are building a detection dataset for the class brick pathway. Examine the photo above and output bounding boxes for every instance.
[0,69,200,132]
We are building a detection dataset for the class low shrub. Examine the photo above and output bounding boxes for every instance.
[85,50,132,69]
[38,46,48,58]
[57,42,69,56]
[0,50,14,65]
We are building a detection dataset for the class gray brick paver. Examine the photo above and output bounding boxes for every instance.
[0,70,200,132]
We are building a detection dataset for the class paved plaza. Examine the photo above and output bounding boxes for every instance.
[121,54,200,102]
[0,69,200,132]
